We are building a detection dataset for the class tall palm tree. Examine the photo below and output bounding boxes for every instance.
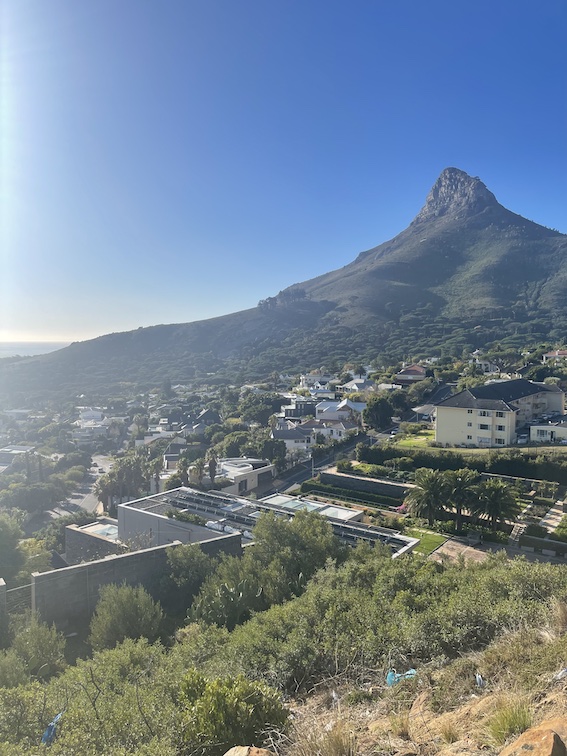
[191,458,205,488]
[446,468,480,532]
[176,456,189,486]
[405,468,449,526]
[473,478,519,531]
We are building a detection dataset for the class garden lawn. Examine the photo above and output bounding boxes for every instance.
[406,527,448,555]
[395,430,435,448]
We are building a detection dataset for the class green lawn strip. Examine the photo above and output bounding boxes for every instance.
[406,527,448,555]
[395,430,435,448]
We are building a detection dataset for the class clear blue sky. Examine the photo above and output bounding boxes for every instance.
[1,0,565,342]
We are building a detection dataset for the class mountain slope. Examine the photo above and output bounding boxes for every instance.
[1,168,566,399]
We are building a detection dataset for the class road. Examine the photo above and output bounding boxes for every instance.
[64,454,114,515]
[271,433,374,494]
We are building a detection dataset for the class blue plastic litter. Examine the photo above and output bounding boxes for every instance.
[41,712,63,746]
[386,668,417,687]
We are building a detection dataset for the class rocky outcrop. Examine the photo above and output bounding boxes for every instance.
[412,167,498,224]
[500,718,567,756]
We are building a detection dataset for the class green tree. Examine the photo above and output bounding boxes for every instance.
[363,395,393,431]
[163,545,217,613]
[0,650,28,688]
[446,468,480,532]
[473,478,519,531]
[207,454,217,487]
[89,584,163,651]
[191,458,206,487]
[405,468,449,526]
[0,516,24,585]
[176,456,190,486]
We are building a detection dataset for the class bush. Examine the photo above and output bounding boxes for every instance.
[89,584,163,651]
[180,670,288,755]
[524,523,548,538]
[10,613,66,678]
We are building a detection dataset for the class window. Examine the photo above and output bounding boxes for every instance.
[467,409,473,414]
[478,410,491,417]
[467,422,472,427]
[496,411,504,418]
[478,423,490,430]
[496,425,505,431]
[467,435,472,440]
[537,429,548,438]
[495,438,505,445]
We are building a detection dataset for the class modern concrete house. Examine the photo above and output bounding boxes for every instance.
[435,379,564,447]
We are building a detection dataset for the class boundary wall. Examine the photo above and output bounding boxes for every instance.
[30,533,241,630]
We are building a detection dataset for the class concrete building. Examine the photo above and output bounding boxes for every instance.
[435,379,564,447]
[215,457,276,495]
[116,486,418,556]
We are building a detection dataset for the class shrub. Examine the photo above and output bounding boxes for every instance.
[180,670,288,755]
[89,584,163,651]
[524,523,548,538]
[10,613,66,679]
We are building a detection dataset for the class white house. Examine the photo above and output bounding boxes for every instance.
[435,379,564,447]
[543,350,567,364]
[529,418,567,444]
[315,398,366,422]
[215,458,276,495]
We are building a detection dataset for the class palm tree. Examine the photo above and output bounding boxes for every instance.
[405,468,449,526]
[446,468,480,532]
[473,478,519,531]
[191,458,205,488]
[176,456,189,486]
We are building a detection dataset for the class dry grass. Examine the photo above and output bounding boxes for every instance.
[287,718,358,756]
[388,710,411,740]
[438,720,460,744]
[486,695,533,746]
[550,598,567,636]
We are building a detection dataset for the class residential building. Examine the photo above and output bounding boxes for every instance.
[529,418,567,444]
[394,364,427,385]
[435,379,564,447]
[543,350,567,364]
[337,378,376,394]
[214,457,276,495]
[315,398,366,422]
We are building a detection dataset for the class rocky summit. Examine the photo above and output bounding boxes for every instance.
[412,167,499,224]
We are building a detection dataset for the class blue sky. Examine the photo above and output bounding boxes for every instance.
[1,0,565,342]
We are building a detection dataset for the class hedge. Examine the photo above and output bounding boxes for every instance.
[300,480,403,510]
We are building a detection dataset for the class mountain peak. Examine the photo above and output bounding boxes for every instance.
[413,167,499,224]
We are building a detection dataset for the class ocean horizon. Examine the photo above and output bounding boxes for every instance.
[0,342,70,359]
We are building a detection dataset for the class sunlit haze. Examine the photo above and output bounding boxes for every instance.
[1,0,565,343]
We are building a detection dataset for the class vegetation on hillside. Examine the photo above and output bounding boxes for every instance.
[1,504,567,754]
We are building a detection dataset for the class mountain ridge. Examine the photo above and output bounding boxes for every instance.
[1,168,566,399]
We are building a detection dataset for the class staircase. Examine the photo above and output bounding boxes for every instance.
[509,522,526,547]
